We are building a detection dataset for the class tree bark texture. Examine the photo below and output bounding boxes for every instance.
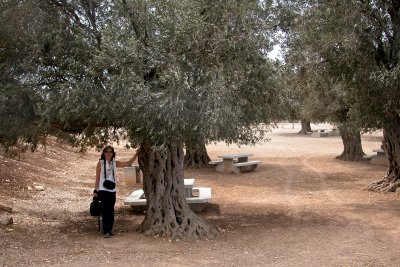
[184,142,211,169]
[366,114,400,193]
[336,129,365,161]
[298,119,312,134]
[138,142,219,240]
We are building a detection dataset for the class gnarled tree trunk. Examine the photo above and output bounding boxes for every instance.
[298,119,312,134]
[336,128,365,161]
[184,142,211,169]
[366,114,400,193]
[138,142,219,240]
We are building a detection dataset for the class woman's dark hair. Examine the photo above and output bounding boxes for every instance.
[100,145,116,160]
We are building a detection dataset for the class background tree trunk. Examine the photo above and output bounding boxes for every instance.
[366,114,400,193]
[138,142,219,240]
[184,142,211,169]
[336,129,365,161]
[298,119,312,134]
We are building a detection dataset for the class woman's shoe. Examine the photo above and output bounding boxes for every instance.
[103,233,111,238]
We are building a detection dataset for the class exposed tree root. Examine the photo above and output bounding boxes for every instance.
[336,153,365,162]
[366,116,400,194]
[139,209,220,240]
[365,177,400,193]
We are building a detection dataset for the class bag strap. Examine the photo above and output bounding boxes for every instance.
[103,160,106,181]
[103,159,115,182]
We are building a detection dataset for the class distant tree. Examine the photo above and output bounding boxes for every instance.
[184,134,211,169]
[277,0,366,161]
[282,58,365,161]
[298,119,312,134]
[278,0,400,185]
[277,67,312,134]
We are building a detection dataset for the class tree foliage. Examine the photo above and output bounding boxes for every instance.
[280,0,400,128]
[278,0,400,180]
[1,0,279,153]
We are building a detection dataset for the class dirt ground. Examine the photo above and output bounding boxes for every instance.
[1,123,399,267]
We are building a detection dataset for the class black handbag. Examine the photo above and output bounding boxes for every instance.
[90,196,102,216]
[103,180,115,190]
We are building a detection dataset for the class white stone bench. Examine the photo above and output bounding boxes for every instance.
[328,129,340,136]
[363,149,388,166]
[209,160,224,172]
[124,187,212,212]
[187,187,212,212]
[124,189,146,206]
[363,154,376,160]
[311,129,331,137]
[373,148,385,155]
[233,160,261,173]
[208,160,223,166]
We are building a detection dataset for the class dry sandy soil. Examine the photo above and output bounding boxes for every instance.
[1,123,399,267]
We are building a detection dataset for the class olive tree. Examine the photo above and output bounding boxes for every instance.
[282,55,365,161]
[277,0,367,161]
[278,0,400,186]
[105,0,278,238]
[1,0,279,239]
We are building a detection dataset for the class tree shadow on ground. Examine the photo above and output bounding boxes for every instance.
[55,204,345,238]
[57,209,143,236]
[343,199,400,217]
[201,162,365,193]
[206,208,347,233]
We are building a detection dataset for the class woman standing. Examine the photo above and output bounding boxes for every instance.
[94,145,139,238]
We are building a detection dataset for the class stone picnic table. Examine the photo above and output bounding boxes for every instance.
[210,153,261,173]
[124,178,212,212]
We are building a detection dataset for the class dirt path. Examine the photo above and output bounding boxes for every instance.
[1,124,399,266]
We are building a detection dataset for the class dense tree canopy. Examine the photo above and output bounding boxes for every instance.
[279,0,400,128]
[1,0,279,150]
[1,0,280,238]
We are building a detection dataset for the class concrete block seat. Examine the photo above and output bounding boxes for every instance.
[363,154,376,160]
[373,148,385,155]
[209,159,239,172]
[364,149,388,166]
[328,129,340,136]
[233,160,261,173]
[209,160,223,165]
[209,159,239,165]
[209,160,224,172]
[311,130,328,137]
[124,187,212,212]
[123,165,142,184]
